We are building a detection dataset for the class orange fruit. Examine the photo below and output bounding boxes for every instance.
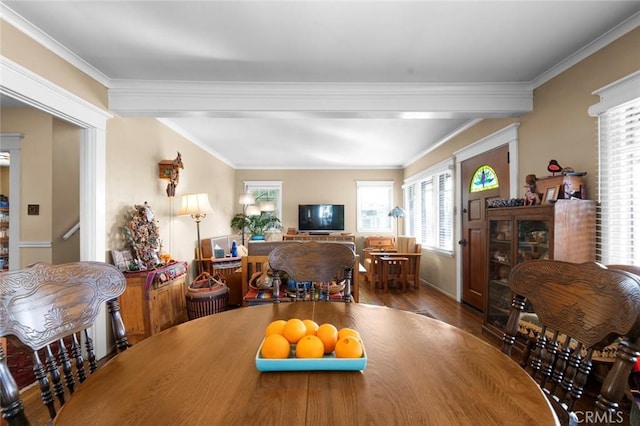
[335,336,363,358]
[337,327,360,340]
[261,334,291,359]
[282,318,307,344]
[295,335,324,358]
[316,323,338,354]
[265,319,286,337]
[303,319,319,336]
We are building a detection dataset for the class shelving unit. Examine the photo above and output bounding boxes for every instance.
[482,200,596,345]
[0,206,9,271]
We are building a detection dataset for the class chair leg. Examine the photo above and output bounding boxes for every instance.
[382,261,389,293]
[401,262,407,292]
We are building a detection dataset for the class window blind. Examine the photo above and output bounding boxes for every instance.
[599,97,640,265]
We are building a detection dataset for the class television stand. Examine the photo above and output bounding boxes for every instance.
[282,233,355,242]
[309,232,331,236]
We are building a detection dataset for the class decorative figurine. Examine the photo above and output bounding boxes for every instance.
[547,159,562,176]
[524,174,540,206]
[166,152,183,197]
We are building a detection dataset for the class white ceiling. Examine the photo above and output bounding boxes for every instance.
[2,1,640,169]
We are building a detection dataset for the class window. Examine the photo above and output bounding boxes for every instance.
[470,165,499,192]
[590,71,640,265]
[356,181,394,233]
[404,159,454,253]
[244,181,282,223]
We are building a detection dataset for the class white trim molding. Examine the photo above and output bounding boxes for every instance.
[588,70,640,117]
[0,3,111,87]
[0,133,23,270]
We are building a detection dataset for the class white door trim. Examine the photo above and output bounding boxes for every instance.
[0,55,113,358]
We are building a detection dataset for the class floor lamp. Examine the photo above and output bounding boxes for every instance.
[388,206,405,243]
[179,193,212,274]
[238,191,255,245]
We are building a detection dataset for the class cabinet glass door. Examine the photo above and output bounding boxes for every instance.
[487,219,512,331]
[517,219,550,263]
[514,218,550,332]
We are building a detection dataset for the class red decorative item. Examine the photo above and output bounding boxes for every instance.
[547,159,562,176]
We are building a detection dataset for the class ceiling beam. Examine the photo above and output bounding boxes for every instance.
[108,80,532,119]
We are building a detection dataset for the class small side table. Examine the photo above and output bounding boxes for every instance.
[379,256,408,293]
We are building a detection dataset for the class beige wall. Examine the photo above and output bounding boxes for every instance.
[0,109,83,266]
[52,119,80,264]
[106,117,236,278]
[0,108,54,265]
[0,20,108,109]
[0,167,8,195]
[235,168,404,252]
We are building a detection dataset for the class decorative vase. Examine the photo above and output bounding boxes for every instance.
[251,235,265,241]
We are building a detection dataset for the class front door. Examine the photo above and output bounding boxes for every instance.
[460,145,510,311]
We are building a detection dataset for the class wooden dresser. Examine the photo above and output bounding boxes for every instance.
[119,261,188,345]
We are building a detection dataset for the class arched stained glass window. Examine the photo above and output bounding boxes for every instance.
[470,165,499,192]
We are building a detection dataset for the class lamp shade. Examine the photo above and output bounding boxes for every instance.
[259,200,276,212]
[388,206,406,218]
[246,205,261,216]
[238,192,255,206]
[178,193,212,218]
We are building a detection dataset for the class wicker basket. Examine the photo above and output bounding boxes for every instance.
[186,272,229,320]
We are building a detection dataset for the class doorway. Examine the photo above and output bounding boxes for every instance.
[455,124,519,312]
[2,57,112,358]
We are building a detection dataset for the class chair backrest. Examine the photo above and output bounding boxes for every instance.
[268,241,356,302]
[502,260,640,425]
[0,262,129,424]
[363,236,395,251]
[396,236,417,253]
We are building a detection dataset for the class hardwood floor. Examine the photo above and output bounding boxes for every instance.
[13,280,633,425]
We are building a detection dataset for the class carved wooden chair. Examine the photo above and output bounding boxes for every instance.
[269,241,356,302]
[502,260,640,426]
[0,262,129,425]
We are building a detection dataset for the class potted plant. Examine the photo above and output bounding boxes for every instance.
[231,212,281,241]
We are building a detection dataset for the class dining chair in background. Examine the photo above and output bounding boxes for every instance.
[502,260,640,426]
[0,262,129,425]
[363,236,395,287]
[269,241,356,302]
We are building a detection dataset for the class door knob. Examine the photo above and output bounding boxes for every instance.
[458,239,467,246]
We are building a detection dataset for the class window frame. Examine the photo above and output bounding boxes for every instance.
[356,181,394,233]
[243,180,283,223]
[589,70,640,266]
[403,159,454,254]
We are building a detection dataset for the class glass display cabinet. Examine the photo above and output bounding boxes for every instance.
[482,200,597,344]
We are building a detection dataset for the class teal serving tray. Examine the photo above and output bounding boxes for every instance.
[255,339,367,372]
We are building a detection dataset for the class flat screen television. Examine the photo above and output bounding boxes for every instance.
[298,204,345,233]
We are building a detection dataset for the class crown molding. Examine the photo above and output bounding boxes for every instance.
[0,56,112,129]
[532,11,640,88]
[1,3,111,87]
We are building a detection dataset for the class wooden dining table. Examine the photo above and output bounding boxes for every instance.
[53,302,558,425]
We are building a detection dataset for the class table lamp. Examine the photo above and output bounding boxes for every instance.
[388,206,405,242]
[179,193,212,269]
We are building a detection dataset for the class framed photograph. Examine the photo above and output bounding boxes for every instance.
[543,186,558,204]
[111,249,133,271]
